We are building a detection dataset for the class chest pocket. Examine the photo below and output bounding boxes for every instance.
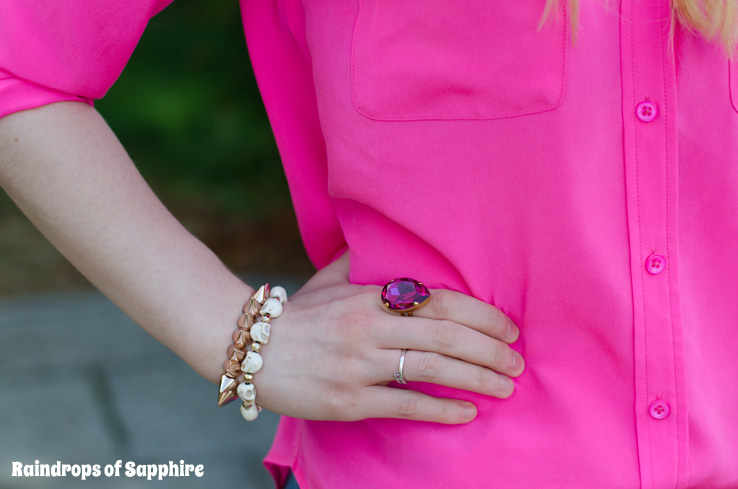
[728,55,738,111]
[350,0,569,121]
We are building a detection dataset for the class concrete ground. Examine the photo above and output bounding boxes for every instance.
[0,275,304,489]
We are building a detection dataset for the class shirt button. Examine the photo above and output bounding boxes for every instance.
[646,253,666,274]
[636,100,658,122]
[649,400,670,420]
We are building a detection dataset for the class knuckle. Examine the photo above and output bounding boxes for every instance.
[431,320,457,349]
[474,367,496,392]
[358,290,382,312]
[322,296,345,320]
[336,295,392,342]
[358,288,377,301]
[325,385,349,415]
[474,369,513,398]
[489,341,507,369]
[343,308,371,330]
[342,357,368,383]
[334,309,372,343]
[415,351,443,380]
[429,289,454,318]
[326,381,363,420]
[396,392,421,417]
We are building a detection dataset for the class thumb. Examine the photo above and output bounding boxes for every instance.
[298,249,350,293]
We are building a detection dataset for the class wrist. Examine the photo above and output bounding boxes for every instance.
[187,277,255,385]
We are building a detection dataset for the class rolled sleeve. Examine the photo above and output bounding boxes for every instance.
[0,0,173,118]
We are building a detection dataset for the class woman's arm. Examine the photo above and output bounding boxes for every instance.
[0,101,248,383]
[0,100,525,424]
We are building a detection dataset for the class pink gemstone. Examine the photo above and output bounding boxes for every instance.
[381,278,431,311]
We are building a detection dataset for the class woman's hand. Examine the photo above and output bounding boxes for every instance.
[253,252,525,424]
[0,102,523,425]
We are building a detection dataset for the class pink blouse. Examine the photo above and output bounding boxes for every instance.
[2,0,738,487]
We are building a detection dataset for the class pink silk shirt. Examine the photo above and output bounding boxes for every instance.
[2,0,738,487]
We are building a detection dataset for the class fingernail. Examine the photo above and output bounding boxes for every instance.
[462,403,477,420]
[509,350,524,376]
[505,321,519,343]
[500,375,515,395]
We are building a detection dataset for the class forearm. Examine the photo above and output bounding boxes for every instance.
[0,101,252,383]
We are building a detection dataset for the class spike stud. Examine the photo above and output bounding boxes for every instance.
[253,285,269,305]
[218,375,239,407]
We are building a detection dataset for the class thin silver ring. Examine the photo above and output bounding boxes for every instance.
[394,349,408,384]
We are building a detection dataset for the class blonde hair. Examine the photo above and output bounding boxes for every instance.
[539,0,738,61]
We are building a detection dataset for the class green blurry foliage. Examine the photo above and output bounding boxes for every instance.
[96,0,287,218]
[0,1,313,296]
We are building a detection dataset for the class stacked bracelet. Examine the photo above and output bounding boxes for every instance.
[217,283,287,422]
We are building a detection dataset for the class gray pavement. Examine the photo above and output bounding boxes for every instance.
[0,276,305,489]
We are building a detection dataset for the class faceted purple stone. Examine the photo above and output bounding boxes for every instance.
[381,278,431,311]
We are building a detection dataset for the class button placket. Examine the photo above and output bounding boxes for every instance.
[620,0,689,486]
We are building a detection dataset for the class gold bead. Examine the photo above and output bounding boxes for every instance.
[251,342,262,353]
[242,373,253,383]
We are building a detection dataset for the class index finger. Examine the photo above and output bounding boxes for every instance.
[412,288,519,343]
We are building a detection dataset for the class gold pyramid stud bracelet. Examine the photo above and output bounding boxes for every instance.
[217,283,288,421]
